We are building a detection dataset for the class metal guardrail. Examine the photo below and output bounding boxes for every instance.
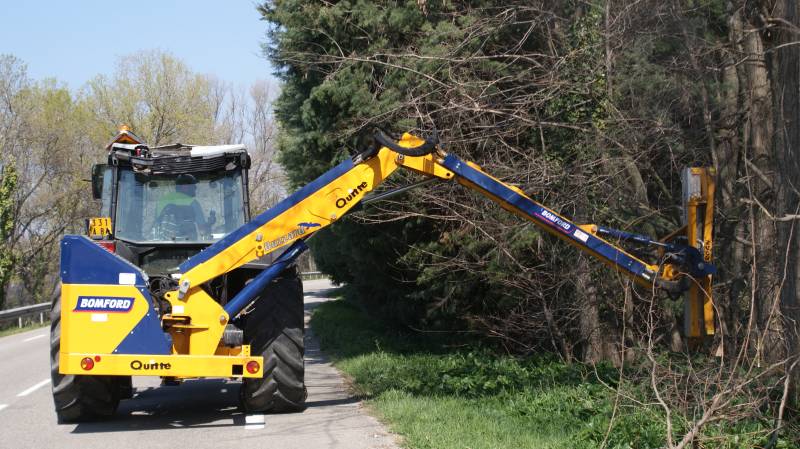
[0,272,328,328]
[0,302,50,328]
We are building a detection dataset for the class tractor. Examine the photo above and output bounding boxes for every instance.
[51,127,305,422]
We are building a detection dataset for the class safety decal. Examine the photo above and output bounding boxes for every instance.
[573,229,589,243]
[74,296,134,313]
[118,272,136,285]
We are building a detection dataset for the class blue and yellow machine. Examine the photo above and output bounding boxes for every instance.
[52,128,715,421]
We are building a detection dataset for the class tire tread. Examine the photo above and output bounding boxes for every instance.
[240,271,306,413]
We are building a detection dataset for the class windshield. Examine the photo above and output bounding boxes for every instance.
[115,169,246,243]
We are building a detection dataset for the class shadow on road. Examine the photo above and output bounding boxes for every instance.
[71,281,358,435]
[71,379,245,433]
[304,396,359,408]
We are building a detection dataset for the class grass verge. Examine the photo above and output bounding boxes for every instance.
[0,321,49,338]
[310,299,667,449]
[311,298,799,449]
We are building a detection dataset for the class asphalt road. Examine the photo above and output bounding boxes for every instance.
[0,279,399,449]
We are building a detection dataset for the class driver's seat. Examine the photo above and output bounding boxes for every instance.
[156,203,198,240]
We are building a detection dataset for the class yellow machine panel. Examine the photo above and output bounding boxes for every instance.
[163,288,228,356]
[60,283,150,355]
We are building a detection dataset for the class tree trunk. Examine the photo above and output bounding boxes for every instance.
[577,257,618,364]
[768,0,800,402]
[731,8,783,362]
[715,56,747,359]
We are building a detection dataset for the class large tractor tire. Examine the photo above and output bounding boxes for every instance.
[240,269,306,413]
[50,288,124,423]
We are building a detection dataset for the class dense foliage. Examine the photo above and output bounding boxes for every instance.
[261,0,703,354]
[0,164,18,310]
[262,1,800,445]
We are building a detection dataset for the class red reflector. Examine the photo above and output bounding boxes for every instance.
[94,355,101,362]
[246,361,260,374]
[96,241,116,253]
[80,357,95,371]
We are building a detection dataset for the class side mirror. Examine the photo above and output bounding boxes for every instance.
[91,164,107,199]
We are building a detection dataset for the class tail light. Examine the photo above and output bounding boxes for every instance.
[246,360,260,374]
[80,357,95,371]
[96,241,116,253]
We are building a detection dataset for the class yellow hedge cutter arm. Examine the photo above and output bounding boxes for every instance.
[177,130,716,333]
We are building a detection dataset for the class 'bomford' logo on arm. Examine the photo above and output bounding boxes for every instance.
[536,209,573,234]
[263,222,320,252]
[73,296,134,313]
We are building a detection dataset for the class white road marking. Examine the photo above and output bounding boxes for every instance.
[0,404,8,412]
[17,379,50,397]
[245,414,265,430]
[23,334,47,342]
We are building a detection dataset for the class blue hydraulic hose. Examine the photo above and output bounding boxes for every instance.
[223,239,308,317]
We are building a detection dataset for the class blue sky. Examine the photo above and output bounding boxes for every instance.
[0,1,275,89]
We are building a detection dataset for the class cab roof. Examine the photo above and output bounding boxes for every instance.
[106,126,247,158]
[110,142,247,158]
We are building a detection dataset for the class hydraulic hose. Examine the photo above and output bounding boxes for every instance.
[373,128,439,157]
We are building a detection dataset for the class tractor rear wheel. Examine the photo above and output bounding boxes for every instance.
[50,288,123,423]
[240,268,306,413]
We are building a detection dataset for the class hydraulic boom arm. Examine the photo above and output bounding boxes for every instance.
[174,131,715,338]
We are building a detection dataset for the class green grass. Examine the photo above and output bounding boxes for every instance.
[0,320,49,338]
[310,299,669,449]
[372,391,572,449]
[311,299,800,449]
